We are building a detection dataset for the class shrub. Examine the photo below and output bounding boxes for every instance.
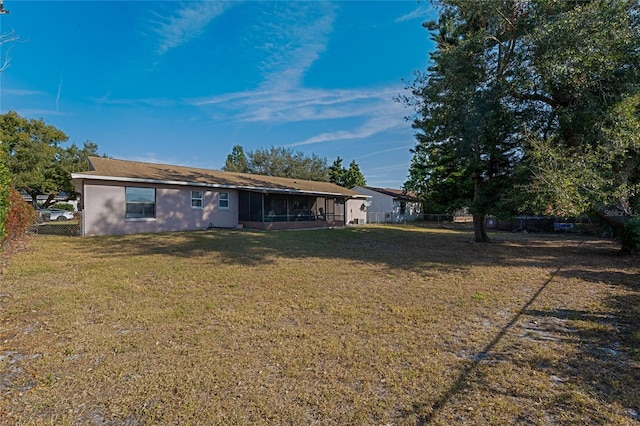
[621,216,640,254]
[0,150,9,243]
[3,187,37,243]
[50,202,75,211]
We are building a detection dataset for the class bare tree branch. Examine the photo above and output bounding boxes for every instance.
[0,29,18,73]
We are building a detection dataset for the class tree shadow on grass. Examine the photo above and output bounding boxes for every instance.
[393,237,640,424]
[70,224,622,274]
[67,225,639,422]
[404,264,562,424]
[519,302,640,422]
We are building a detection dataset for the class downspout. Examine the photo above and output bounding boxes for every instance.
[343,197,347,225]
[261,192,265,223]
[80,179,86,236]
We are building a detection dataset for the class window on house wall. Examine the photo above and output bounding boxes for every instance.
[191,190,203,208]
[125,187,156,219]
[399,201,406,216]
[219,192,230,210]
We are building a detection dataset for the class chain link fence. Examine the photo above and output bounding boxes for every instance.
[29,212,81,236]
[366,213,456,224]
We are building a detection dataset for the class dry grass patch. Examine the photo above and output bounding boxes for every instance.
[1,224,639,425]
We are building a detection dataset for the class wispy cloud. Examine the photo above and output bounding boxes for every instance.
[251,2,337,90]
[150,1,237,55]
[289,113,405,147]
[395,5,434,23]
[145,2,410,151]
[358,145,414,159]
[56,72,63,111]
[91,92,177,108]
[191,85,404,124]
[1,88,45,96]
[188,82,411,147]
[16,108,68,117]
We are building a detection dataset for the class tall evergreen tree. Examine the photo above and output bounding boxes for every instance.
[328,157,346,187]
[404,0,524,241]
[328,157,366,188]
[223,145,249,173]
[344,160,366,189]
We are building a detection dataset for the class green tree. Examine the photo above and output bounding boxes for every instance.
[405,141,473,214]
[403,0,524,241]
[223,145,249,173]
[344,160,366,189]
[404,0,640,247]
[0,111,101,207]
[329,157,366,189]
[223,145,329,181]
[0,30,20,243]
[510,0,640,222]
[328,157,346,186]
[248,146,328,181]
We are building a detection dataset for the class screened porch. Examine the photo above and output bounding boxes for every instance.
[238,191,346,230]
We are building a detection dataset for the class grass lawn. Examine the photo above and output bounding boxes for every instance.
[1,224,639,425]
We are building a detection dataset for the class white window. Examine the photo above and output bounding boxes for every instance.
[125,187,156,219]
[219,192,229,210]
[191,190,203,209]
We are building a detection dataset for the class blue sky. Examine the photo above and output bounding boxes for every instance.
[0,1,436,188]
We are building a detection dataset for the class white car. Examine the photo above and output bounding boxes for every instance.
[48,209,75,221]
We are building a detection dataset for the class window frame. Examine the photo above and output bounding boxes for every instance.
[191,190,203,209]
[219,192,230,210]
[125,187,156,220]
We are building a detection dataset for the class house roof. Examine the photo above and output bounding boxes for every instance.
[358,186,419,202]
[72,157,365,198]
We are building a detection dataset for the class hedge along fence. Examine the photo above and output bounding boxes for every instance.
[0,149,9,243]
[621,216,640,254]
[3,188,38,244]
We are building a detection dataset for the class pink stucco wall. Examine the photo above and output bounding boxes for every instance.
[81,181,238,236]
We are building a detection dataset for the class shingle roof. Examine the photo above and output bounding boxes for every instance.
[72,157,364,198]
[361,186,419,201]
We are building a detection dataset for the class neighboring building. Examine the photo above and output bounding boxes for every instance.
[72,157,368,236]
[353,186,421,224]
[21,192,79,211]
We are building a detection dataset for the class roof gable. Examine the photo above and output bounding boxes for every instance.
[356,186,419,202]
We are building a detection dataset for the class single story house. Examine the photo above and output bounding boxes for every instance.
[353,186,422,223]
[71,157,368,236]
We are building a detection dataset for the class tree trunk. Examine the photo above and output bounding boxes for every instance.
[472,172,490,242]
[42,193,56,208]
[473,214,489,242]
[596,203,631,239]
